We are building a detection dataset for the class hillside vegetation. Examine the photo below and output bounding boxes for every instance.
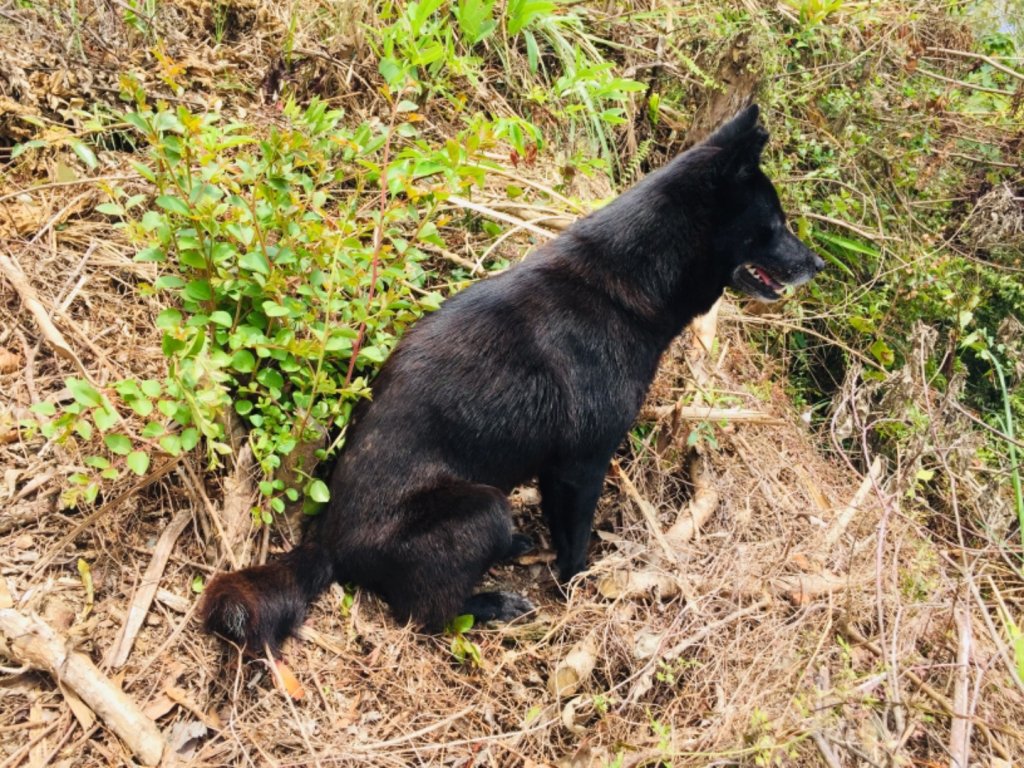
[1,0,1022,765]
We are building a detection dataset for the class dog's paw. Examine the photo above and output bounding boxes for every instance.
[503,533,536,561]
[462,591,535,624]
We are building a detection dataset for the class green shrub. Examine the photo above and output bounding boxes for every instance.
[36,96,515,518]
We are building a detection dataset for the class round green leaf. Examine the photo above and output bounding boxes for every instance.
[31,401,57,416]
[155,195,191,216]
[159,434,182,455]
[262,300,290,317]
[180,428,200,451]
[240,250,270,275]
[125,450,150,476]
[104,433,132,455]
[256,367,284,390]
[67,377,103,408]
[183,279,213,302]
[307,479,330,503]
[231,349,255,373]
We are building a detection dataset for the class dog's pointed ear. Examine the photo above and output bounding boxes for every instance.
[706,104,769,178]
[706,104,760,148]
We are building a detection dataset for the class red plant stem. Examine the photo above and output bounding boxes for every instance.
[343,107,399,389]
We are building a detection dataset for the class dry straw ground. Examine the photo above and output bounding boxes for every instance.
[2,1,1023,766]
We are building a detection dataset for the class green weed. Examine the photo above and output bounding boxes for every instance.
[28,94,514,518]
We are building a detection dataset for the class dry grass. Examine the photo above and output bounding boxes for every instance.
[2,1,1023,766]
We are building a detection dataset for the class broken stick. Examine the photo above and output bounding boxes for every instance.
[638,404,782,424]
[600,452,718,602]
[549,632,599,698]
[105,507,192,668]
[824,456,883,548]
[665,451,719,544]
[596,569,681,601]
[611,461,678,565]
[0,608,165,766]
[0,251,90,380]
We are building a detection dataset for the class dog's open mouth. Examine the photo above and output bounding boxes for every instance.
[745,264,783,292]
[732,262,787,301]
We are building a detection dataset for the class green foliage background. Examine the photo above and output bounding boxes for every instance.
[15,0,1023,533]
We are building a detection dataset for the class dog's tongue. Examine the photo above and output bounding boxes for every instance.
[753,265,781,289]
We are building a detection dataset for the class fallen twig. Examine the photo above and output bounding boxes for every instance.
[950,598,973,768]
[665,451,719,544]
[824,456,883,548]
[34,456,185,577]
[549,631,599,697]
[0,251,90,380]
[599,452,717,601]
[811,732,843,768]
[104,507,192,669]
[773,572,871,604]
[925,46,1024,82]
[638,404,781,424]
[0,175,137,206]
[610,461,678,565]
[32,456,184,576]
[155,588,190,613]
[596,568,681,601]
[446,195,557,239]
[0,608,165,766]
[420,243,486,276]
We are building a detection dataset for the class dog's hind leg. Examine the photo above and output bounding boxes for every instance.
[539,458,609,582]
[380,482,534,631]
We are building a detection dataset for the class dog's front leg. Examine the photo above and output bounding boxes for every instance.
[539,460,608,581]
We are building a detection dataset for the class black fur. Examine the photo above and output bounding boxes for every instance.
[201,104,824,657]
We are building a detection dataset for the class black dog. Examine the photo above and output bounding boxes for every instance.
[201,104,824,657]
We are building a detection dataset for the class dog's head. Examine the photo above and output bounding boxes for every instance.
[706,105,825,301]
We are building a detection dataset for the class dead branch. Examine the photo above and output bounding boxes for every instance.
[549,632,598,697]
[0,251,90,380]
[180,463,242,570]
[950,599,973,768]
[445,195,557,239]
[730,571,872,604]
[218,443,259,565]
[610,461,679,565]
[824,456,883,548]
[665,451,719,544]
[0,608,165,766]
[596,569,681,601]
[104,507,192,669]
[638,404,782,424]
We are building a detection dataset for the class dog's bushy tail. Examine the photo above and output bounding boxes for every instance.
[200,542,335,657]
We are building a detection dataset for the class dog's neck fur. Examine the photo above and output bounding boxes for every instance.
[554,147,728,340]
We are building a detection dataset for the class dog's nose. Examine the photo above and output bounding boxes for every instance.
[812,253,826,272]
